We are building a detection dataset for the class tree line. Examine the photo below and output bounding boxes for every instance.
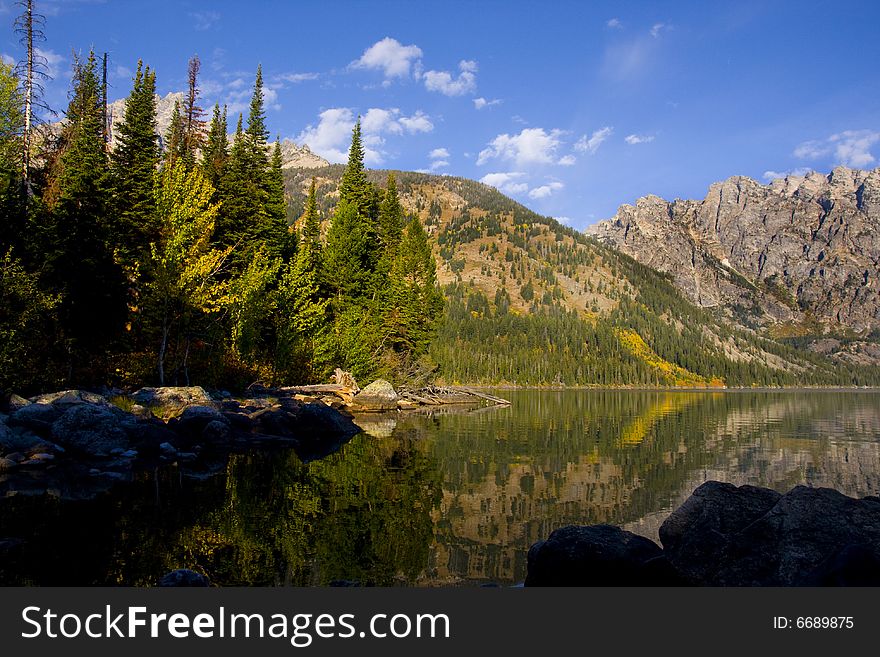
[0,42,441,393]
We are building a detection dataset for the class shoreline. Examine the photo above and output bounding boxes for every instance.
[461,383,880,393]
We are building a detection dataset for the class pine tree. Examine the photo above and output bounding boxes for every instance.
[164,99,185,168]
[386,218,443,355]
[377,172,403,267]
[338,119,369,213]
[47,50,127,380]
[276,242,329,380]
[110,60,159,260]
[323,199,369,304]
[263,138,291,259]
[244,64,269,172]
[181,54,206,166]
[214,113,248,253]
[298,177,322,272]
[201,103,227,190]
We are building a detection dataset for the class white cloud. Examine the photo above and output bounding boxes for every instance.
[296,108,355,164]
[762,167,813,182]
[477,127,565,167]
[575,126,613,154]
[276,72,319,84]
[352,37,423,79]
[423,60,477,96]
[429,159,449,171]
[555,216,573,225]
[625,133,655,145]
[225,84,281,116]
[1,53,15,66]
[398,110,433,133]
[528,182,564,199]
[297,106,432,165]
[473,97,502,110]
[794,130,880,168]
[35,47,64,79]
[190,11,220,31]
[650,22,668,38]
[429,147,450,159]
[557,155,576,166]
[606,18,623,29]
[480,171,528,195]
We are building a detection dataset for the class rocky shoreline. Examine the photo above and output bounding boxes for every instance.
[0,385,362,500]
[526,481,880,586]
[0,378,506,501]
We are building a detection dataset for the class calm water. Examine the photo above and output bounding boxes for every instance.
[2,390,879,586]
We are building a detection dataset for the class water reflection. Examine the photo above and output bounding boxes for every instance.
[1,391,879,586]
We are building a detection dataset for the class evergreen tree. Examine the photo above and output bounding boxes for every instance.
[322,199,369,304]
[214,113,248,253]
[386,218,443,355]
[201,103,227,190]
[244,64,269,172]
[47,51,126,381]
[164,99,185,168]
[298,177,322,272]
[110,60,159,260]
[338,119,369,213]
[0,61,26,257]
[276,244,329,380]
[377,172,403,268]
[181,54,206,166]
[263,138,291,259]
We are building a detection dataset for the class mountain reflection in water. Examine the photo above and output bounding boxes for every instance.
[1,390,878,586]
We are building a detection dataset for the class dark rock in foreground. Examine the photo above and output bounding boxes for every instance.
[525,524,675,586]
[526,481,880,586]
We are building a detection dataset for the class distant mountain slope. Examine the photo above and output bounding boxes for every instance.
[283,166,880,386]
[589,167,880,338]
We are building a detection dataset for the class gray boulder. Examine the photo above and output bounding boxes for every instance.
[201,420,233,445]
[525,524,667,586]
[350,379,399,412]
[50,404,130,456]
[130,386,215,418]
[29,389,108,408]
[2,393,31,412]
[9,403,62,434]
[173,405,228,438]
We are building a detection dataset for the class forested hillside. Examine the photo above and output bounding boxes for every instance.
[283,168,880,387]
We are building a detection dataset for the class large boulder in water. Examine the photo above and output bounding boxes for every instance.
[660,481,880,585]
[659,481,781,584]
[130,386,216,418]
[50,404,130,456]
[350,379,399,412]
[525,524,668,586]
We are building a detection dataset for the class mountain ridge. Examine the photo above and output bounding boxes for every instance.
[589,166,880,342]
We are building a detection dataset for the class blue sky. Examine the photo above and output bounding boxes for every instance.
[2,0,879,229]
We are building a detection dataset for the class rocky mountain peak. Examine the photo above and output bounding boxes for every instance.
[590,166,880,335]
